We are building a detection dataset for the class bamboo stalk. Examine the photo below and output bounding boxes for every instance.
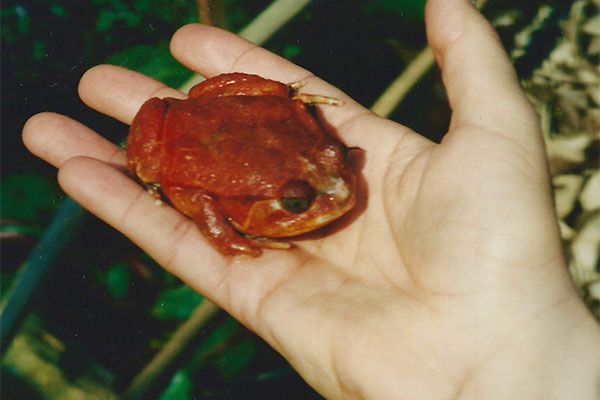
[237,0,312,45]
[370,47,436,117]
[0,198,86,346]
[123,300,220,400]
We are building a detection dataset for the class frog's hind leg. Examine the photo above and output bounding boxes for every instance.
[161,184,262,256]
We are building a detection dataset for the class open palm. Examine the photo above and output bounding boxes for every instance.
[23,1,597,398]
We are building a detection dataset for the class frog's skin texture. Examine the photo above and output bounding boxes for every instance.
[126,73,356,256]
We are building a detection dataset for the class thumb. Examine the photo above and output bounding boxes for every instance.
[425,0,541,149]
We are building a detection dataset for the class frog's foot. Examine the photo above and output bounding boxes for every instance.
[144,183,163,206]
[293,93,344,106]
[288,80,344,106]
[161,185,263,257]
[246,237,292,250]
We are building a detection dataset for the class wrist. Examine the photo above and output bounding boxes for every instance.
[460,294,599,400]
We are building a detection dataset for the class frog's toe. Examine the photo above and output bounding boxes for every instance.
[248,237,293,251]
[292,93,343,106]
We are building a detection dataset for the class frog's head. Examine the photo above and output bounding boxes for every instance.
[225,138,357,238]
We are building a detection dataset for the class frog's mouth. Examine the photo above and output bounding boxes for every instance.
[233,173,356,238]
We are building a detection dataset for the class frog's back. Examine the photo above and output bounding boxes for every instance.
[161,95,326,198]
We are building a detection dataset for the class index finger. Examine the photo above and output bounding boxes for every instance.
[78,65,186,125]
[171,24,311,84]
[169,24,370,128]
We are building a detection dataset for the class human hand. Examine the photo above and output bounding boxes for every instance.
[23,0,598,398]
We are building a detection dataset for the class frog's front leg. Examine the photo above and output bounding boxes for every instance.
[161,184,262,256]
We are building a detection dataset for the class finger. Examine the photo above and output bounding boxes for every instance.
[170,24,310,84]
[78,65,186,125]
[425,0,540,137]
[23,112,126,168]
[57,156,230,291]
[169,24,370,129]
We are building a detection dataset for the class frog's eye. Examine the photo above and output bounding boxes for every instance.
[279,180,316,214]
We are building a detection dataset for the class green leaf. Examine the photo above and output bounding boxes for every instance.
[158,370,193,400]
[96,9,117,31]
[283,44,303,60]
[185,317,241,372]
[33,41,47,60]
[0,174,60,222]
[106,262,131,299]
[214,338,256,379]
[15,5,32,34]
[151,284,203,320]
[95,1,141,31]
[1,269,18,301]
[50,4,68,18]
[366,0,427,21]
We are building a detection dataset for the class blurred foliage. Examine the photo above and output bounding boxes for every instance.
[1,0,598,399]
[365,0,426,20]
[1,174,60,224]
[526,0,600,316]
[151,284,203,320]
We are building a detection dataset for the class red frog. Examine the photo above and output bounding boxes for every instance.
[126,73,356,256]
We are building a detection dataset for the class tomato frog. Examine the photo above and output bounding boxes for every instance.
[126,73,356,256]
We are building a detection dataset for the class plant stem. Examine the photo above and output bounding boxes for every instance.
[370,47,436,118]
[122,300,220,400]
[0,198,86,349]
